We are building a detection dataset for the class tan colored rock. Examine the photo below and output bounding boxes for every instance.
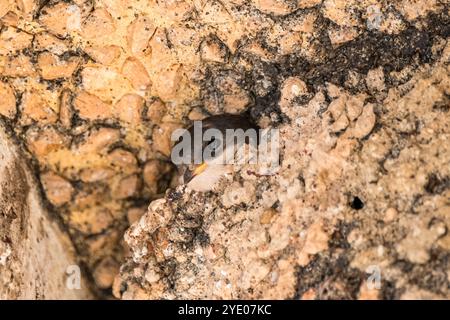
[111,174,140,199]
[20,91,58,125]
[297,220,330,266]
[114,93,144,124]
[73,188,107,209]
[199,37,228,63]
[328,26,359,46]
[70,208,114,234]
[366,67,386,92]
[1,54,35,77]
[81,8,115,39]
[223,91,251,114]
[121,57,151,91]
[33,32,69,55]
[0,0,11,18]
[280,77,308,112]
[143,160,172,194]
[1,10,19,27]
[345,94,365,121]
[75,127,121,154]
[0,124,93,299]
[93,257,120,289]
[400,286,444,300]
[125,199,173,242]
[25,127,68,158]
[379,11,406,35]
[73,91,113,121]
[38,2,81,37]
[154,64,183,101]
[15,0,37,18]
[358,281,380,300]
[81,66,131,102]
[322,0,360,27]
[127,15,155,56]
[279,32,303,55]
[84,229,121,262]
[350,103,376,139]
[254,0,298,16]
[58,89,73,129]
[107,149,138,169]
[0,26,33,54]
[152,122,180,157]
[384,207,398,223]
[396,218,447,264]
[301,288,317,300]
[328,96,346,120]
[330,113,349,133]
[146,98,167,124]
[37,52,80,80]
[80,167,115,183]
[216,76,251,114]
[187,107,207,121]
[127,207,147,225]
[395,0,438,21]
[0,81,16,119]
[84,45,121,65]
[260,208,276,225]
[40,171,74,206]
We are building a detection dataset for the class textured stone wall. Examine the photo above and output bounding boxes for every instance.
[0,123,92,299]
[0,0,449,299]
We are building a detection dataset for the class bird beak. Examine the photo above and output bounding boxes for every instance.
[183,162,208,183]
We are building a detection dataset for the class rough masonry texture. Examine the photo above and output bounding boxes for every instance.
[0,0,449,298]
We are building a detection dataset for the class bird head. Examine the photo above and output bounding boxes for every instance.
[172,114,259,191]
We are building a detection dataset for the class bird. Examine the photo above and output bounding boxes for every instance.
[172,114,259,192]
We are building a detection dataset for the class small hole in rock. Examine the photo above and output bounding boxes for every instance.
[350,196,364,210]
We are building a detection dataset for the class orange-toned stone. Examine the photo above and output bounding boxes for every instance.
[15,0,38,18]
[0,0,11,18]
[107,149,138,169]
[70,208,114,234]
[33,32,69,55]
[1,54,35,77]
[84,45,121,65]
[121,57,151,91]
[0,26,33,54]
[254,0,298,16]
[38,2,81,37]
[127,15,155,56]
[146,98,167,124]
[40,171,74,206]
[143,160,172,194]
[82,8,116,39]
[75,127,121,154]
[199,37,228,63]
[1,11,20,27]
[59,89,73,129]
[73,91,113,121]
[93,257,120,289]
[114,93,144,124]
[111,174,140,199]
[154,64,182,101]
[127,207,146,225]
[152,122,180,157]
[80,167,115,182]
[37,52,80,80]
[26,127,68,157]
[20,91,58,125]
[0,81,16,119]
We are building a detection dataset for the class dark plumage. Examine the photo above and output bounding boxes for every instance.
[172,114,260,188]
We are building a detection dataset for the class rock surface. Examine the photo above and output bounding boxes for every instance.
[0,124,92,299]
[0,0,448,299]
